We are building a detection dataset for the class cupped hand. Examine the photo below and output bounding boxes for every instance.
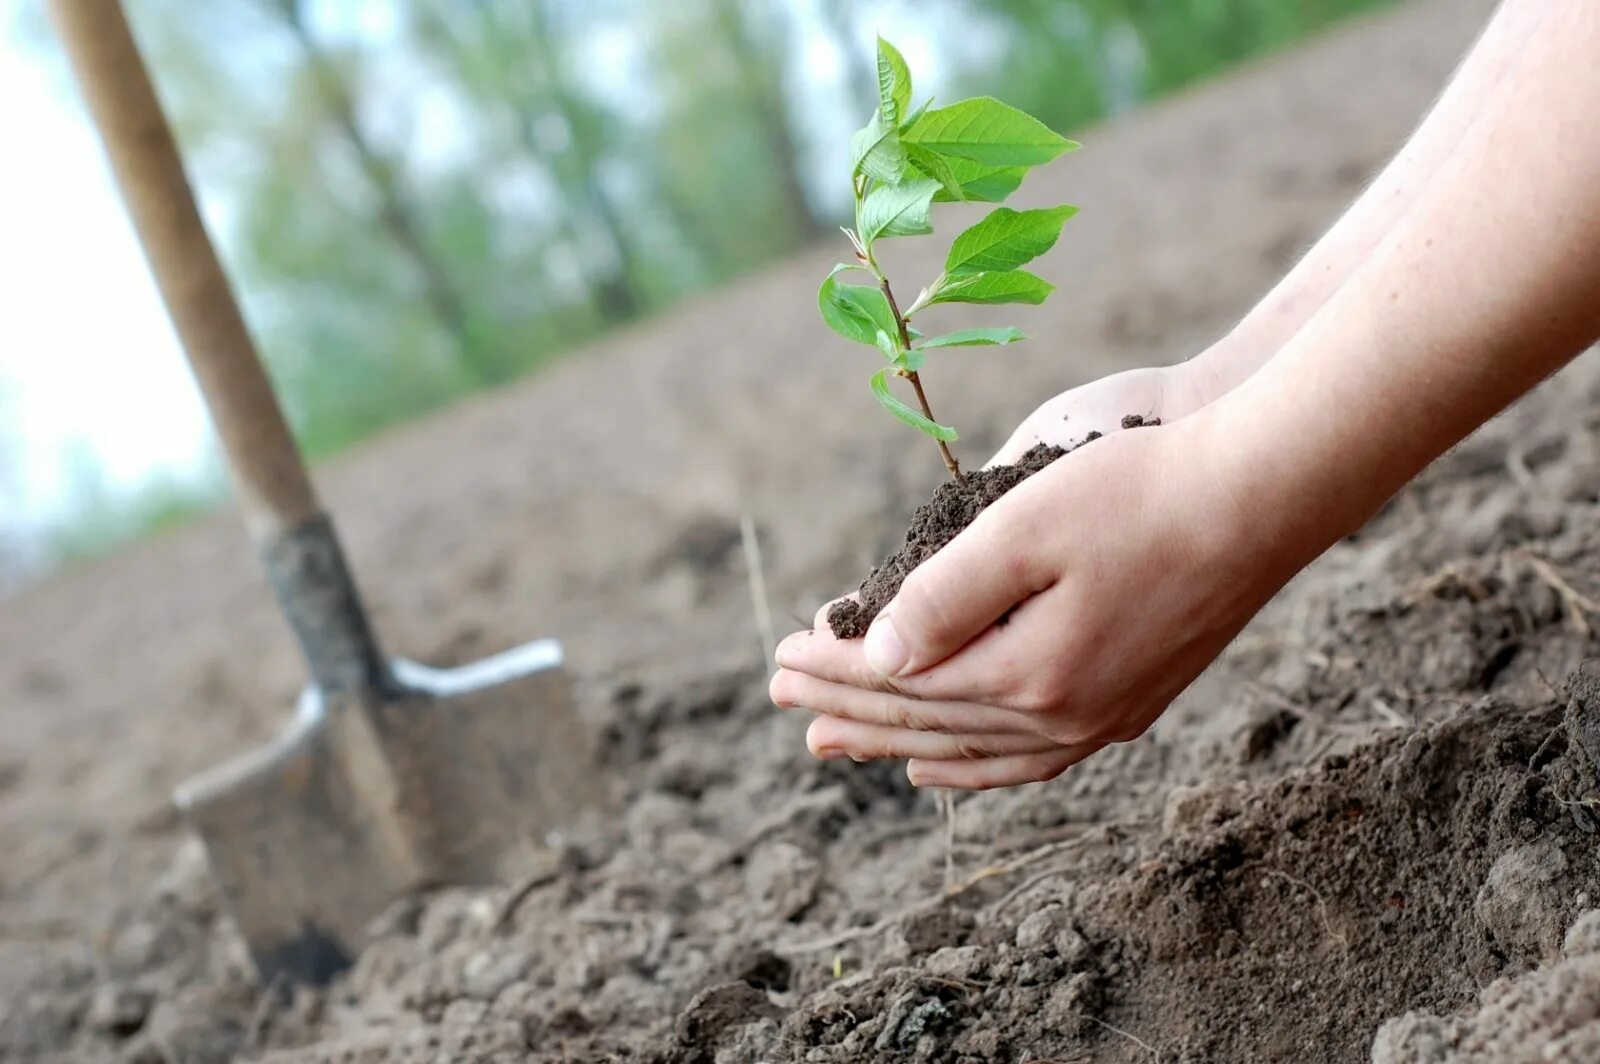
[770,407,1307,789]
[984,361,1211,466]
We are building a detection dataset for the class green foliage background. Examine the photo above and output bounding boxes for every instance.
[29,0,1395,563]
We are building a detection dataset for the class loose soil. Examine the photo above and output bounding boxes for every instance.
[828,417,1161,641]
[17,3,1600,1062]
[828,444,1069,639]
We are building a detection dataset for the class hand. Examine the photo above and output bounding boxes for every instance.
[770,408,1310,789]
[984,359,1216,466]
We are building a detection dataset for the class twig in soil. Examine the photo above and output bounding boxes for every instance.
[777,823,1142,955]
[995,863,1078,914]
[1246,683,1370,738]
[1528,720,1567,771]
[1514,550,1600,636]
[942,833,1101,899]
[740,513,777,672]
[730,785,851,858]
[491,864,563,934]
[1369,697,1413,729]
[244,973,288,1052]
[1505,444,1537,490]
[776,911,904,955]
[1076,1013,1163,1058]
[1075,1011,1164,1056]
[1262,868,1347,951]
[938,790,958,889]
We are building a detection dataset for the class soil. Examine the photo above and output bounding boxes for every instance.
[828,416,1163,640]
[827,444,1069,639]
[18,2,1600,1062]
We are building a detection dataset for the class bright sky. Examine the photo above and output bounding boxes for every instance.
[0,9,213,537]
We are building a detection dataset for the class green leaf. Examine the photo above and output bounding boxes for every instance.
[928,270,1055,306]
[916,326,1026,349]
[903,97,1079,167]
[904,144,966,202]
[945,205,1077,275]
[818,264,898,346]
[850,111,906,184]
[870,369,957,441]
[899,97,932,132]
[931,158,1029,203]
[876,37,912,127]
[873,329,900,362]
[857,178,939,246]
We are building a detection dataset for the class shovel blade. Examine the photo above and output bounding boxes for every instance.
[174,639,604,983]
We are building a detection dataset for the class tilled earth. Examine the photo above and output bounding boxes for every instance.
[10,1,1600,1061]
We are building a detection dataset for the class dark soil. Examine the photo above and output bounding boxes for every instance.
[827,443,1071,639]
[828,414,1163,640]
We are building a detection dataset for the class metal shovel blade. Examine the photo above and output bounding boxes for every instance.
[173,639,604,984]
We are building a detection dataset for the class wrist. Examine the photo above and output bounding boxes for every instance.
[1177,313,1294,415]
[1184,365,1381,576]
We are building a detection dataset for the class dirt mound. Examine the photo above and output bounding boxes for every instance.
[17,354,1598,1062]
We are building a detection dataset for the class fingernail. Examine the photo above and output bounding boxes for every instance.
[863,614,909,677]
[816,746,847,761]
[907,765,941,788]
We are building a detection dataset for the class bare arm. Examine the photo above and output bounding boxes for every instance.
[994,0,1548,461]
[1191,0,1551,394]
[1218,0,1600,552]
[774,1,1600,790]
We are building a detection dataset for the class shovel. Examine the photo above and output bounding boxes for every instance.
[50,0,607,984]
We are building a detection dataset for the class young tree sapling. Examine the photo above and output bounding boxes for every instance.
[818,37,1079,478]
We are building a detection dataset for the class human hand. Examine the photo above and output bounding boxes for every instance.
[984,359,1215,466]
[770,408,1313,789]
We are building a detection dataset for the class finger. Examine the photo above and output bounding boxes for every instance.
[876,591,1084,722]
[986,421,1044,468]
[770,669,1041,735]
[863,484,1057,679]
[812,593,860,632]
[906,744,1102,790]
[806,716,1059,763]
[781,599,1059,715]
[775,627,900,693]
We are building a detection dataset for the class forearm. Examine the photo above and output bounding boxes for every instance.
[1222,1,1600,556]
[1189,0,1548,396]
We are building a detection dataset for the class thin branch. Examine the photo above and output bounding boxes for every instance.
[879,277,961,478]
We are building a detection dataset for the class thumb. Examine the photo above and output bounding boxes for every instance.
[864,494,1054,678]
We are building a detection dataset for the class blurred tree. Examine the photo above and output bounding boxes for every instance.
[410,0,645,323]
[704,0,827,242]
[819,0,876,121]
[260,0,495,383]
[970,0,1395,126]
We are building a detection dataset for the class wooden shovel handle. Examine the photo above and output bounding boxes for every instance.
[49,0,319,537]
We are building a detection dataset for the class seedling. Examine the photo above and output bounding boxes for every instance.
[818,38,1079,478]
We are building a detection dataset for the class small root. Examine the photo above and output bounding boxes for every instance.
[1514,550,1600,636]
[777,827,1134,955]
[1262,868,1347,951]
[1077,1013,1163,1058]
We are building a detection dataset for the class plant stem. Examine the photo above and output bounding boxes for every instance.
[907,373,960,478]
[879,277,962,478]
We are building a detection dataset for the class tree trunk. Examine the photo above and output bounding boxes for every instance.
[268,0,489,383]
[707,0,827,242]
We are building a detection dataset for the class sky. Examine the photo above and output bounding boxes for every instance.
[0,5,215,540]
